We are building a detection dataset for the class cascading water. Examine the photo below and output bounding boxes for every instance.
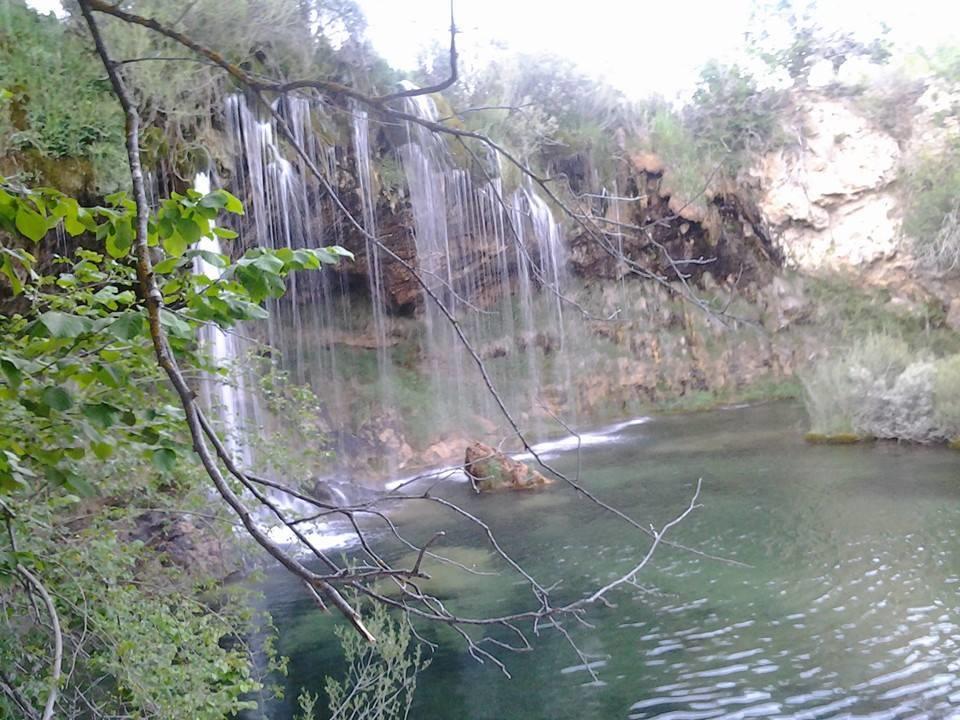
[220,88,580,479]
[192,171,251,465]
[393,87,579,436]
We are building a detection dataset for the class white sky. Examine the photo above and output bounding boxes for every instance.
[358,0,960,98]
[26,0,960,98]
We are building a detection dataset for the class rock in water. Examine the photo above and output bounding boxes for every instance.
[464,442,553,492]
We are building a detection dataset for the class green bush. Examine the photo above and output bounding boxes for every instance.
[323,600,428,720]
[684,61,788,175]
[802,333,960,443]
[0,2,126,193]
[801,354,858,435]
[900,145,960,274]
[934,354,960,438]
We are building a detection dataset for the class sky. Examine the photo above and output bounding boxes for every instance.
[357,0,960,98]
[25,0,960,99]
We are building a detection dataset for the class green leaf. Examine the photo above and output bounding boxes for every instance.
[163,231,188,258]
[212,226,238,239]
[107,311,144,340]
[153,256,182,274]
[176,217,202,245]
[222,191,244,215]
[0,359,21,389]
[105,219,133,258]
[91,441,114,460]
[39,311,92,338]
[63,473,96,497]
[64,213,85,237]
[14,205,48,242]
[198,191,228,209]
[82,402,119,428]
[185,249,226,268]
[151,447,177,472]
[40,385,73,412]
[159,308,193,339]
[0,255,23,295]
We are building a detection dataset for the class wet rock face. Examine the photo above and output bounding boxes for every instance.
[567,168,778,290]
[464,442,552,492]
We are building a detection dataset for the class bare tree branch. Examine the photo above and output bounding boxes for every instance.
[16,565,62,720]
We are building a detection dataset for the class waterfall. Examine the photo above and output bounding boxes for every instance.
[217,88,578,479]
[192,171,251,465]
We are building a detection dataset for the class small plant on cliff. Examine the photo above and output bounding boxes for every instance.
[901,144,960,274]
[684,61,788,175]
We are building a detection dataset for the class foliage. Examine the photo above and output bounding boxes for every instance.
[924,43,960,87]
[684,61,788,175]
[246,360,336,480]
[900,143,960,273]
[1,1,394,193]
[746,0,891,86]
[933,354,960,438]
[850,69,927,141]
[323,600,428,720]
[0,1,126,194]
[803,274,959,354]
[802,333,960,442]
[88,0,393,186]
[0,176,351,717]
[431,51,635,189]
[643,108,716,212]
[1,471,282,719]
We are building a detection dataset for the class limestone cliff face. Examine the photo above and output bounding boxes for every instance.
[752,85,960,290]
[753,95,902,272]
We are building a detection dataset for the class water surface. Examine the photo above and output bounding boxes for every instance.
[261,401,960,719]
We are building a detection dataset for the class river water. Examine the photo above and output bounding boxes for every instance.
[259,401,960,719]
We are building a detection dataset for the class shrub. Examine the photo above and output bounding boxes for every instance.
[801,354,858,435]
[323,600,428,720]
[684,61,788,175]
[0,2,126,193]
[915,199,960,275]
[802,334,960,443]
[852,70,927,141]
[934,354,960,438]
[900,145,960,274]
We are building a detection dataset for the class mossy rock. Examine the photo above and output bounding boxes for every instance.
[464,441,552,491]
[804,432,865,445]
[948,438,960,450]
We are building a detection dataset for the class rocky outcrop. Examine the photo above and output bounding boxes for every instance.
[128,510,233,579]
[464,442,552,492]
[753,95,903,273]
[568,162,779,289]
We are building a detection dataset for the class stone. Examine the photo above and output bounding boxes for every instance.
[464,442,552,492]
[753,95,903,275]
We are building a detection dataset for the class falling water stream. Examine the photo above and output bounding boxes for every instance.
[217,90,581,475]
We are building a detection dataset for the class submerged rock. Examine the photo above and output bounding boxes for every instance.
[464,442,553,492]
